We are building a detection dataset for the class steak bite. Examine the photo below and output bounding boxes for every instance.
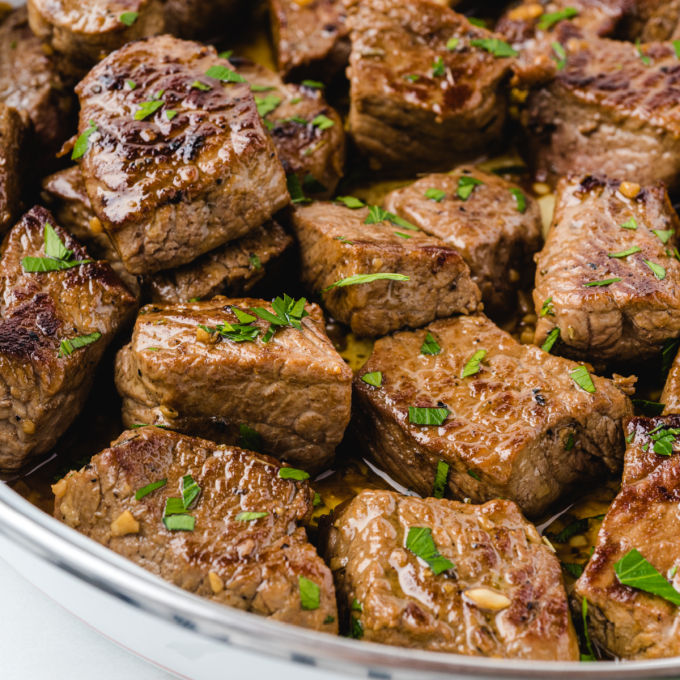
[625,0,680,42]
[0,206,137,471]
[573,415,680,659]
[53,426,338,631]
[289,201,481,338]
[74,36,289,275]
[27,0,164,70]
[145,221,294,304]
[533,175,680,364]
[0,7,73,162]
[384,167,542,315]
[0,104,25,239]
[232,57,345,198]
[345,0,514,174]
[319,490,579,659]
[353,313,632,518]
[269,0,350,81]
[41,166,141,298]
[114,298,352,474]
[520,28,680,191]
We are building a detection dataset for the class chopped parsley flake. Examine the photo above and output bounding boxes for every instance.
[299,576,320,610]
[551,42,567,70]
[424,188,446,202]
[312,114,334,130]
[406,526,454,575]
[361,371,383,387]
[239,424,262,453]
[235,511,269,521]
[540,296,555,317]
[250,294,309,342]
[609,246,641,258]
[584,278,621,287]
[58,332,101,358]
[323,272,410,292]
[537,7,578,30]
[279,467,310,481]
[134,478,167,500]
[570,366,596,393]
[72,120,97,160]
[462,349,487,378]
[205,65,247,83]
[433,460,449,499]
[119,12,139,26]
[408,407,450,426]
[420,332,441,355]
[446,37,460,51]
[644,260,666,280]
[301,80,324,89]
[615,549,680,606]
[191,80,211,91]
[457,176,484,200]
[335,196,365,209]
[541,327,560,353]
[432,57,445,77]
[620,217,638,230]
[509,188,526,213]
[470,38,518,58]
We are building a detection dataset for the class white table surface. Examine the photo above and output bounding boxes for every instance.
[0,556,177,680]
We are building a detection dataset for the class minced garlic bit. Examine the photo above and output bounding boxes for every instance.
[196,326,213,344]
[208,571,224,594]
[465,587,511,611]
[508,3,543,21]
[159,404,178,419]
[542,535,557,553]
[89,216,104,234]
[619,181,641,199]
[21,419,36,435]
[111,510,140,537]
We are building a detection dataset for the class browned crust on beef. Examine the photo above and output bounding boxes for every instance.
[533,175,680,363]
[269,0,350,81]
[319,490,579,659]
[75,36,289,275]
[384,167,543,314]
[0,206,137,470]
[345,0,513,174]
[114,298,352,473]
[353,313,632,518]
[574,415,680,659]
[288,201,481,337]
[53,426,338,631]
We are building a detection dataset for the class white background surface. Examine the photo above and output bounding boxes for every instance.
[0,556,177,680]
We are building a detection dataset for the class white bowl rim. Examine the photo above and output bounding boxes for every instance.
[2,482,679,679]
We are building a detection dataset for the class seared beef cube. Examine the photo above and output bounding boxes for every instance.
[41,166,141,298]
[319,490,578,659]
[0,206,136,470]
[163,0,241,39]
[662,348,680,413]
[521,28,680,191]
[146,221,294,303]
[533,175,680,364]
[53,426,338,631]
[0,104,25,238]
[269,0,350,81]
[115,298,352,473]
[497,0,631,46]
[27,0,164,70]
[75,36,289,275]
[573,415,680,659]
[289,202,481,338]
[345,0,514,174]
[384,167,542,315]
[0,7,72,162]
[353,313,632,518]
[625,0,680,42]
[233,58,345,198]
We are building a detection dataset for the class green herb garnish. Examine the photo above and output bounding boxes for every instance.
[584,278,621,287]
[562,562,584,578]
[653,230,674,244]
[432,57,445,77]
[364,205,419,230]
[424,188,445,202]
[361,371,382,387]
[509,188,526,213]
[468,17,486,27]
[302,174,328,194]
[570,366,596,393]
[540,296,555,317]
[446,37,459,51]
[286,174,310,204]
[351,598,362,611]
[125,79,136,90]
[135,478,167,501]
[615,549,680,606]
[609,246,641,258]
[255,94,281,118]
[279,467,310,481]
[662,338,680,376]
[181,474,200,509]
[581,598,596,661]
[134,99,164,121]
[470,38,518,58]
[322,273,410,292]
[205,65,247,82]
[250,294,309,342]
[23,223,91,272]
[299,576,320,610]
[72,120,97,160]
[406,526,454,575]
[58,332,101,358]
[301,80,324,89]
[408,407,450,426]
[541,327,560,353]
[636,39,651,66]
[468,469,481,482]
[462,349,487,378]
[192,80,211,91]
[537,7,578,30]
[552,42,567,70]
[239,424,262,453]
[235,511,269,521]
[163,515,195,531]
[620,217,638,230]
[324,615,335,624]
[457,176,484,200]
[119,12,139,26]
[249,253,262,270]
[632,399,665,415]
[336,196,364,209]
[219,50,233,59]
[433,460,449,499]
[420,332,441,355]
[644,260,666,280]
[348,617,363,639]
[312,114,334,130]
[565,432,575,451]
